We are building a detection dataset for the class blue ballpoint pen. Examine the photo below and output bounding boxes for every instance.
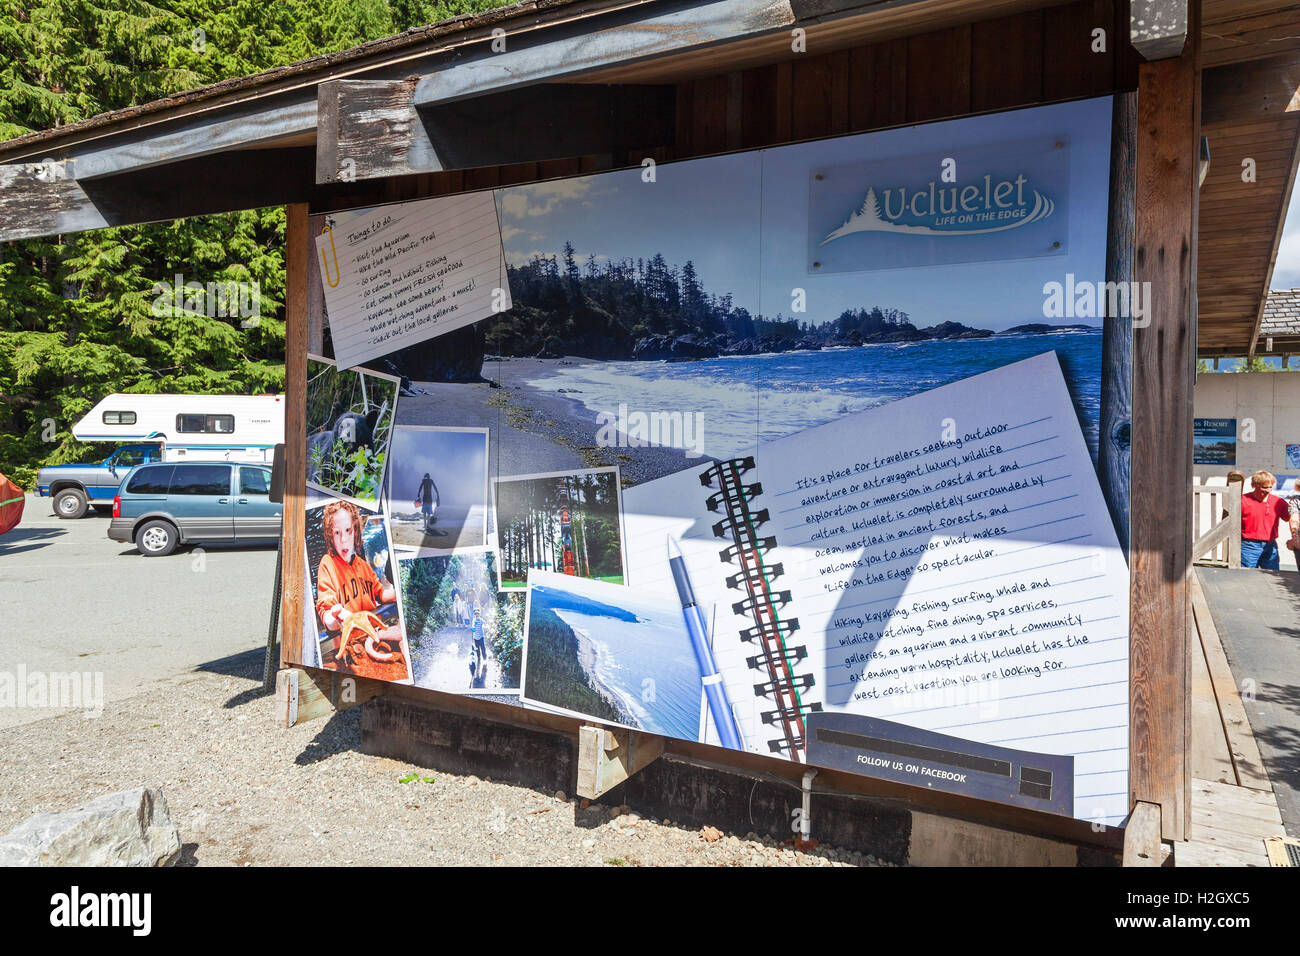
[668,535,745,751]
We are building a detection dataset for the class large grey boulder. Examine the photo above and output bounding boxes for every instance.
[0,787,181,867]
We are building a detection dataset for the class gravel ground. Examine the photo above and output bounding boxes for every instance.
[0,650,891,867]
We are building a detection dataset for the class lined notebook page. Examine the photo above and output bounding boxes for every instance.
[623,465,771,754]
[758,352,1129,824]
[315,191,509,370]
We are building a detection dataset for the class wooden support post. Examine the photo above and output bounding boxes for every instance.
[575,725,664,800]
[1129,0,1200,843]
[280,203,309,668]
[1122,800,1164,865]
[274,667,383,728]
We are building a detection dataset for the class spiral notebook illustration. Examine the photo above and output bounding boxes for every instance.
[624,457,823,758]
[622,353,1131,823]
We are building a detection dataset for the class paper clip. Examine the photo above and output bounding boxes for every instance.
[321,224,340,287]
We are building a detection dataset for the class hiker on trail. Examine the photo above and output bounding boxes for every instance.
[414,472,439,534]
[1241,470,1290,570]
[468,602,487,679]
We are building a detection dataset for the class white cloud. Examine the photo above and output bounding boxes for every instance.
[498,177,596,220]
[1271,188,1300,289]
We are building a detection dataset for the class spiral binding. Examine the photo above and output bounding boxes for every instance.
[700,457,819,759]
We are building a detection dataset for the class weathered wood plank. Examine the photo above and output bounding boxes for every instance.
[274,667,384,728]
[280,202,309,668]
[1102,92,1135,552]
[575,725,665,799]
[317,78,425,183]
[412,0,800,107]
[1189,605,1235,784]
[0,147,316,243]
[847,37,908,131]
[1201,54,1300,126]
[905,24,971,123]
[425,83,678,171]
[1122,800,1163,866]
[1129,2,1200,843]
[971,11,1043,112]
[1042,0,1117,101]
[1191,572,1270,787]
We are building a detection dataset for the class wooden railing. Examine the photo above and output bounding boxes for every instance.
[1192,477,1242,569]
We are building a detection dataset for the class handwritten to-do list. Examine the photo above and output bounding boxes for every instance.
[760,353,1130,823]
[315,191,511,369]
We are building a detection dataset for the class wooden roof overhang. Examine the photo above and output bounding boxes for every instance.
[0,0,1186,247]
[1198,2,1300,358]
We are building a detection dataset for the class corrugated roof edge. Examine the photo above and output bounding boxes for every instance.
[0,0,628,160]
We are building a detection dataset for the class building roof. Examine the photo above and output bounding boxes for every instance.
[1259,289,1300,341]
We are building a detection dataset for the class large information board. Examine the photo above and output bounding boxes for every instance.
[293,95,1131,826]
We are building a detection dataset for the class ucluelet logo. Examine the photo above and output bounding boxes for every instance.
[821,174,1055,245]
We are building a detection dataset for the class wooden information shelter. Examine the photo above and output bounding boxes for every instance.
[3,0,1297,864]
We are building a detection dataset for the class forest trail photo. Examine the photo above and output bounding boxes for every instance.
[494,469,625,589]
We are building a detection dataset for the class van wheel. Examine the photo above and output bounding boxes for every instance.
[54,488,88,519]
[137,520,179,557]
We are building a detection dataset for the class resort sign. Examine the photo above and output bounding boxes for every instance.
[807,137,1070,274]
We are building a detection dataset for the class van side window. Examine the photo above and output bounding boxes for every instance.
[169,465,231,496]
[102,410,136,425]
[239,468,270,495]
[126,466,175,495]
[176,414,236,434]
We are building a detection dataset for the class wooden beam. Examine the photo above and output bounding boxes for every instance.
[1131,0,1189,61]
[424,84,678,172]
[274,667,384,728]
[412,0,801,106]
[575,724,665,799]
[1122,800,1164,865]
[1129,0,1200,843]
[0,148,315,243]
[317,80,677,181]
[316,79,426,183]
[280,202,309,668]
[1201,53,1300,126]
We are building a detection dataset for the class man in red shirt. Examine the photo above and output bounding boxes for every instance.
[1241,470,1290,569]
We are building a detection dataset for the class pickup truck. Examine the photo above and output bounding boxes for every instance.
[36,443,163,519]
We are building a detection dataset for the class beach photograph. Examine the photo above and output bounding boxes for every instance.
[389,99,1114,498]
[305,490,410,683]
[385,426,490,553]
[398,553,522,693]
[520,571,703,738]
[493,467,625,589]
[305,355,399,509]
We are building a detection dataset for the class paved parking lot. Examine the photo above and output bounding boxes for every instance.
[0,494,278,729]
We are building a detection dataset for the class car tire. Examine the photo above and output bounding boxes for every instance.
[54,487,89,519]
[136,520,179,557]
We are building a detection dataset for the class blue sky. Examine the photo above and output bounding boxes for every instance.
[496,97,1114,332]
[1272,192,1300,289]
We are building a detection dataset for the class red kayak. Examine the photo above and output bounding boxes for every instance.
[0,473,23,537]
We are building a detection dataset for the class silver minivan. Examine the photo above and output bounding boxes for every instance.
[107,462,282,556]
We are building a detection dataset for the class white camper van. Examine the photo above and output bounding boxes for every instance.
[72,393,285,463]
